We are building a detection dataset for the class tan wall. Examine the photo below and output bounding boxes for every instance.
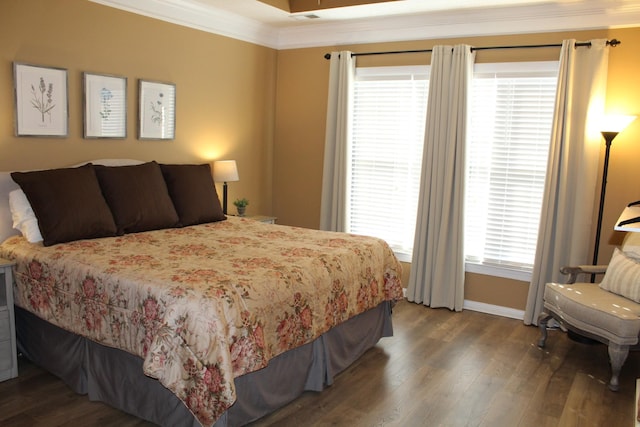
[273,28,640,310]
[0,0,277,216]
[4,1,640,311]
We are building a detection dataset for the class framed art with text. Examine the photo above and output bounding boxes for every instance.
[13,63,68,137]
[138,79,175,140]
[83,72,127,139]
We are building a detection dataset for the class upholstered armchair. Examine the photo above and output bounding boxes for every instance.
[537,233,640,391]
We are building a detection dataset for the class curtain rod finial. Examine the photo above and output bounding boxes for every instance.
[324,53,332,60]
[608,39,621,47]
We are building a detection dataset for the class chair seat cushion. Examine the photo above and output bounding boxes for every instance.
[544,282,640,345]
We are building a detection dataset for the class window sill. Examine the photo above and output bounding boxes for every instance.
[465,262,531,282]
[394,254,531,282]
[393,252,412,263]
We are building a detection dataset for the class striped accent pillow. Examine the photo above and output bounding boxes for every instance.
[599,248,640,303]
[622,232,640,261]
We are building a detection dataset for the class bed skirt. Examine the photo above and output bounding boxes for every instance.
[16,301,394,426]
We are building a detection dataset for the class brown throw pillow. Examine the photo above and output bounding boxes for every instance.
[94,161,179,234]
[160,163,226,226]
[11,164,117,246]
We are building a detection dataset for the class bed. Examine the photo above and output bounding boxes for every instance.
[0,159,403,426]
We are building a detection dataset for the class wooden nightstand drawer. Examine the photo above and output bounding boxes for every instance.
[0,258,17,382]
[0,311,9,341]
[0,340,12,372]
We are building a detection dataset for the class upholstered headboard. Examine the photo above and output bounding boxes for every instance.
[0,159,144,243]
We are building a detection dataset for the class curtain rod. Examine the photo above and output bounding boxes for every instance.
[323,38,621,60]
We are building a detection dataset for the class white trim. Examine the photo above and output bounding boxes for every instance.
[463,299,525,320]
[276,3,640,49]
[90,0,640,50]
[394,252,412,263]
[356,65,429,78]
[90,0,281,48]
[465,262,531,282]
[401,288,525,320]
[474,61,559,75]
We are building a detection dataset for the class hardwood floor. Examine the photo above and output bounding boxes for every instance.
[0,299,637,426]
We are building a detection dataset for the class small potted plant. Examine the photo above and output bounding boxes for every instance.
[233,198,249,217]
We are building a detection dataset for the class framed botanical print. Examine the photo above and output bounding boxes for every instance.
[13,63,68,137]
[138,79,175,140]
[83,72,127,139]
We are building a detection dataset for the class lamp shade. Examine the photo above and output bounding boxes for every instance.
[600,114,636,133]
[213,160,239,182]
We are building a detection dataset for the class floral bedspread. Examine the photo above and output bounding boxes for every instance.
[0,217,403,426]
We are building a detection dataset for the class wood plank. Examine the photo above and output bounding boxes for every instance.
[0,299,637,426]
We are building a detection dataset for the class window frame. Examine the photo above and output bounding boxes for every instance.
[349,65,430,262]
[348,61,558,279]
[464,60,559,282]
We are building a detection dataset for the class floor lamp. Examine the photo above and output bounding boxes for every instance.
[213,160,239,215]
[591,115,636,282]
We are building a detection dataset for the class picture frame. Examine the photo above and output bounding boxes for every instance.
[13,63,68,137]
[83,72,127,139]
[138,79,175,140]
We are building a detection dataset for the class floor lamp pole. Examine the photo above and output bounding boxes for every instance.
[591,131,617,282]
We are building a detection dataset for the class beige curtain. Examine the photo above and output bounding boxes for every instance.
[319,51,355,232]
[524,39,610,325]
[406,45,475,311]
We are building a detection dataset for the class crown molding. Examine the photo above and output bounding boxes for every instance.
[276,2,640,49]
[91,0,640,50]
[90,0,281,48]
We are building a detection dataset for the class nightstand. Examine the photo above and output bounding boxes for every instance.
[636,378,640,426]
[0,258,17,382]
[246,215,277,224]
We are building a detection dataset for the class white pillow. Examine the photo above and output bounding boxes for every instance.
[599,248,640,303]
[9,189,43,243]
[622,232,640,261]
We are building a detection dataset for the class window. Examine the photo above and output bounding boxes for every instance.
[465,62,558,281]
[349,66,429,261]
[348,62,558,279]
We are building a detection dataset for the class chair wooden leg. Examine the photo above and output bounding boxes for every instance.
[537,312,552,348]
[607,342,629,392]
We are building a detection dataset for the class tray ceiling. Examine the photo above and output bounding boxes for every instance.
[90,0,640,49]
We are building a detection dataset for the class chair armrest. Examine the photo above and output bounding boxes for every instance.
[559,265,608,284]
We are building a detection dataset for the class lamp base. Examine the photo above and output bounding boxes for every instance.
[222,182,228,215]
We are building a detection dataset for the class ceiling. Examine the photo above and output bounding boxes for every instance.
[204,0,556,26]
[90,0,640,50]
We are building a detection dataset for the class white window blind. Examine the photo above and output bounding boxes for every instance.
[348,62,558,277]
[465,62,558,279]
[349,66,429,261]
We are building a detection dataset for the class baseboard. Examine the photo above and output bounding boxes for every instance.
[463,300,525,320]
[401,288,525,321]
